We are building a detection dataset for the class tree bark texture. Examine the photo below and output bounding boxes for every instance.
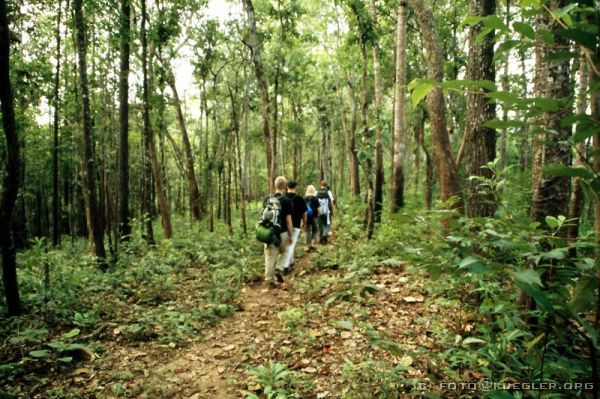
[408,0,463,211]
[498,0,509,171]
[370,0,384,221]
[347,76,361,197]
[567,51,589,247]
[0,0,23,315]
[52,0,62,247]
[168,72,202,221]
[391,0,407,213]
[142,0,172,238]
[73,0,107,265]
[349,1,375,238]
[242,0,273,188]
[531,0,571,229]
[590,46,600,334]
[465,0,497,218]
[118,0,131,241]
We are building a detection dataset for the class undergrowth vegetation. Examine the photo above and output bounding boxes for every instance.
[305,169,598,398]
[0,219,263,392]
[1,169,597,398]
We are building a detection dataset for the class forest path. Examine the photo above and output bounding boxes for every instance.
[152,254,317,398]
[74,236,438,399]
[139,237,438,398]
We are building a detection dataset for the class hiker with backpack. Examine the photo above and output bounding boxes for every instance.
[304,185,320,251]
[255,176,294,288]
[316,181,333,244]
[282,180,307,273]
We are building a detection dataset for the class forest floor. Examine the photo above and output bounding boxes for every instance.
[29,234,447,399]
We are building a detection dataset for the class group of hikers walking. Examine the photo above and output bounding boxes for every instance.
[255,176,335,288]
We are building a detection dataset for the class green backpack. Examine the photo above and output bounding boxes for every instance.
[255,194,282,245]
[256,224,275,244]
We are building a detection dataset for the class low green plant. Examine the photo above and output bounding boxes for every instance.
[341,358,409,399]
[277,308,306,332]
[245,362,314,399]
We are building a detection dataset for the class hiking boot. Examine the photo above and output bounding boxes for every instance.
[275,271,284,283]
[283,267,290,275]
[268,281,278,289]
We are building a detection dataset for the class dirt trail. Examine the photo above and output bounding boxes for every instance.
[53,242,436,399]
[148,258,314,398]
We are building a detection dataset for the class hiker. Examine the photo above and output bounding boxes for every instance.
[258,176,294,288]
[304,185,320,251]
[283,180,307,273]
[316,180,333,244]
[323,181,336,225]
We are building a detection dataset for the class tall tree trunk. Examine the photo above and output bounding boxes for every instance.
[73,0,107,266]
[369,0,384,221]
[391,0,408,213]
[52,0,62,247]
[141,133,154,243]
[168,72,202,221]
[589,33,600,334]
[519,49,530,171]
[408,0,463,212]
[242,0,273,188]
[350,1,375,239]
[531,0,571,230]
[242,63,251,200]
[568,51,589,248]
[142,0,172,238]
[272,64,280,179]
[118,0,131,241]
[347,76,361,197]
[0,0,22,315]
[232,88,247,235]
[465,0,497,218]
[498,0,510,171]
[417,114,434,210]
[226,137,233,234]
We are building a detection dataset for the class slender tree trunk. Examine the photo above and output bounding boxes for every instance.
[226,137,233,234]
[519,49,530,171]
[73,0,107,266]
[141,132,154,243]
[465,0,497,218]
[0,0,22,315]
[242,63,251,200]
[369,0,384,221]
[498,0,510,171]
[408,0,463,213]
[52,0,62,247]
[347,76,361,197]
[242,0,273,188]
[589,41,600,334]
[412,116,421,196]
[350,2,376,238]
[531,0,571,230]
[168,72,202,221]
[118,0,131,241]
[233,96,247,234]
[567,51,589,249]
[392,0,408,213]
[272,64,280,179]
[142,0,172,238]
[418,115,434,210]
